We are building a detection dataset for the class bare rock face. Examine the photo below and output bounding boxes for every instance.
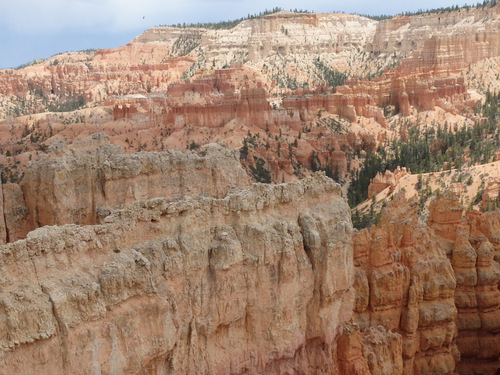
[0,182,6,245]
[343,194,500,374]
[428,197,500,375]
[341,194,459,375]
[0,173,354,374]
[367,167,411,198]
[2,183,29,243]
[20,134,251,233]
[0,181,29,245]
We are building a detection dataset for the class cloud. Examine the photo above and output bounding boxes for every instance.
[3,0,153,34]
[2,0,247,34]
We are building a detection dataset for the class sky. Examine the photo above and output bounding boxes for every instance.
[1,0,473,69]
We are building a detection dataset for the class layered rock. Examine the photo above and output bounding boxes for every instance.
[0,12,379,108]
[429,197,500,375]
[4,5,498,118]
[343,194,500,375]
[0,173,354,374]
[342,194,459,374]
[1,6,499,193]
[20,134,251,232]
[367,167,411,198]
[136,12,377,65]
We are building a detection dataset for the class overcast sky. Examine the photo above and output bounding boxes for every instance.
[1,0,473,69]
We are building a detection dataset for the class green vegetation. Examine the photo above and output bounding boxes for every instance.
[347,91,500,208]
[47,96,85,113]
[310,151,341,183]
[354,14,393,21]
[347,153,384,207]
[398,0,498,16]
[188,141,200,150]
[164,0,498,32]
[15,59,45,70]
[352,0,498,21]
[172,35,200,56]
[484,194,500,212]
[160,0,500,32]
[314,59,347,89]
[5,87,86,116]
[166,8,311,30]
[0,163,24,184]
[352,204,383,229]
[240,133,272,183]
[249,158,272,183]
[78,48,97,54]
[273,73,300,90]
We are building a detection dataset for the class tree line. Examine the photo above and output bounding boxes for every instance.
[347,91,500,208]
[165,8,312,30]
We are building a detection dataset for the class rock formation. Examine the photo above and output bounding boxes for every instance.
[1,5,499,187]
[341,193,500,375]
[341,194,459,374]
[481,177,500,211]
[429,197,500,375]
[0,172,354,374]
[3,5,499,118]
[0,5,500,374]
[367,167,411,198]
[18,134,251,236]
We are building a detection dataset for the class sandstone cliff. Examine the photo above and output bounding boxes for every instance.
[340,194,459,374]
[0,168,354,374]
[3,6,499,117]
[429,197,500,375]
[0,6,500,374]
[17,134,250,237]
[1,6,500,189]
[339,193,500,375]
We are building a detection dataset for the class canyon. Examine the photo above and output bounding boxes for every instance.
[1,5,499,185]
[0,3,499,375]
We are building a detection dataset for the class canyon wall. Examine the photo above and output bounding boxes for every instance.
[429,197,500,375]
[341,195,459,374]
[1,7,500,375]
[19,134,250,234]
[339,194,500,375]
[4,6,499,114]
[2,7,500,188]
[0,147,355,374]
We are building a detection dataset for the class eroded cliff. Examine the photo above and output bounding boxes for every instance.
[0,134,251,243]
[338,193,500,375]
[0,172,354,374]
[340,195,459,374]
[429,197,500,375]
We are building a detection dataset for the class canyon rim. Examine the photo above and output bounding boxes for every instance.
[0,3,500,374]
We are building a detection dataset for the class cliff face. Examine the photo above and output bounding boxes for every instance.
[19,134,250,235]
[0,172,353,374]
[135,12,377,66]
[338,194,500,375]
[429,198,500,375]
[340,195,459,374]
[1,6,499,188]
[367,167,410,198]
[3,6,499,116]
[372,7,500,72]
[1,7,500,374]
